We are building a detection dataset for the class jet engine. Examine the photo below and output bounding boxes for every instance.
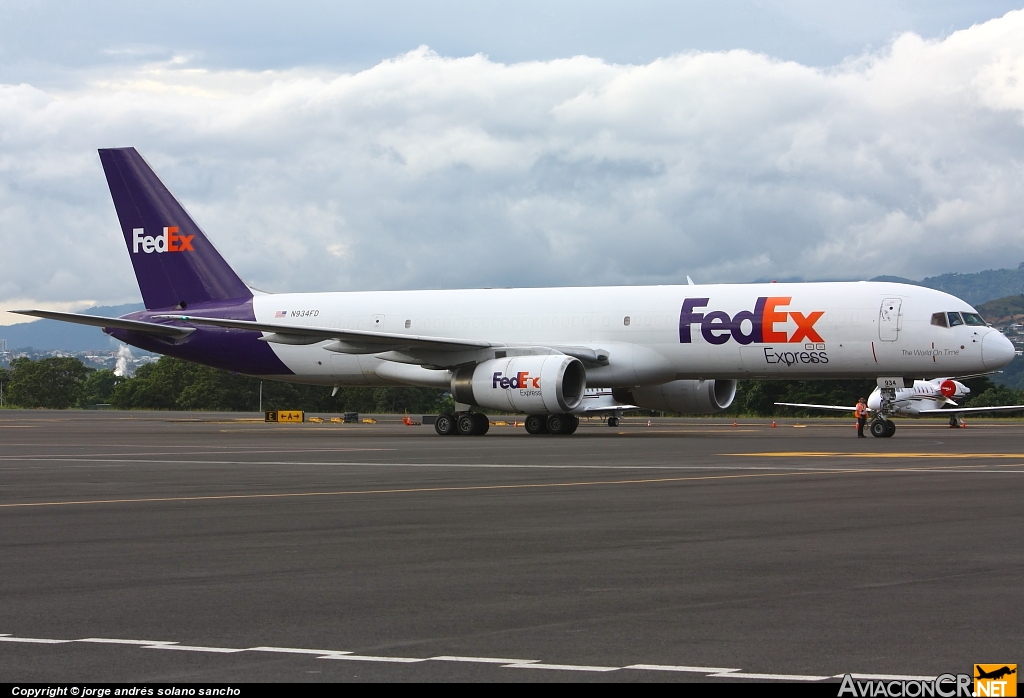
[451,355,586,414]
[615,379,737,413]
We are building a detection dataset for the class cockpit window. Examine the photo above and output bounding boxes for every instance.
[947,312,964,327]
[962,312,986,326]
[931,312,948,327]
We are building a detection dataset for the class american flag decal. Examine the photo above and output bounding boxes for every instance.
[275,310,287,318]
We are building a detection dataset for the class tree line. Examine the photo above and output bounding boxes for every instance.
[0,356,448,413]
[0,355,1021,415]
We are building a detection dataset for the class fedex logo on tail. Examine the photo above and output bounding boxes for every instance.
[132,227,195,254]
[680,297,824,345]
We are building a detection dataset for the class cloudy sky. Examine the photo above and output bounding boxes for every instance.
[2,1,1024,322]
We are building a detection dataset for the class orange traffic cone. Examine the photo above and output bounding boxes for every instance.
[771,420,777,428]
[647,419,652,426]
[732,420,738,427]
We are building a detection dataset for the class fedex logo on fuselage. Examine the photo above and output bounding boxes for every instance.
[679,297,824,345]
[492,371,540,390]
[132,227,195,254]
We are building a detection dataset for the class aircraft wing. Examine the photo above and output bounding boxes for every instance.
[918,405,1024,415]
[578,402,639,413]
[10,309,195,339]
[156,314,494,352]
[775,402,860,413]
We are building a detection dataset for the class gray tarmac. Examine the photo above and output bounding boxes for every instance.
[0,410,1021,683]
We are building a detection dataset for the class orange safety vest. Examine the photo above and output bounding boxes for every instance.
[855,402,867,418]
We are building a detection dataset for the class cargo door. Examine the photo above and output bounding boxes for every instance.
[878,299,902,342]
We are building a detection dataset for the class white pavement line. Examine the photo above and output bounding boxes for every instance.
[710,672,830,681]
[431,656,541,664]
[838,674,938,681]
[77,638,178,645]
[0,637,72,644]
[144,644,244,653]
[249,646,352,656]
[627,664,741,673]
[319,654,427,663]
[503,662,620,672]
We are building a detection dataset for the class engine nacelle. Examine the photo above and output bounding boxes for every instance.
[451,355,586,414]
[616,379,737,414]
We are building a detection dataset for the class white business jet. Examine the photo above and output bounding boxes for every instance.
[776,375,1024,436]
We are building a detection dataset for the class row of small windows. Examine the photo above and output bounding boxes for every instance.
[931,311,986,328]
[399,316,678,330]
[403,316,595,330]
[395,312,986,331]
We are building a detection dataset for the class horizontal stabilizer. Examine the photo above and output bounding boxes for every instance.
[10,309,195,339]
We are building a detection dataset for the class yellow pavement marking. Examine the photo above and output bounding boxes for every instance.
[0,463,1015,509]
[727,452,1024,459]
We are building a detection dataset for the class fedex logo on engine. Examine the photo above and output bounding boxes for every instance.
[492,371,540,390]
[679,297,824,345]
[132,227,195,254]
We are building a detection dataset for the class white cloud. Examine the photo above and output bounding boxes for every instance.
[2,11,1024,308]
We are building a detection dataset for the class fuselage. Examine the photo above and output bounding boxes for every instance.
[113,280,1016,389]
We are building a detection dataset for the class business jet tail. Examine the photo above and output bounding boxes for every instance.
[98,147,252,310]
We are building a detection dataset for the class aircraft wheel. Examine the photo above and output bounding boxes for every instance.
[435,412,457,436]
[869,419,888,438]
[473,412,490,435]
[525,414,548,434]
[547,414,577,435]
[884,419,896,437]
[608,416,619,427]
[456,412,478,436]
[949,415,959,428]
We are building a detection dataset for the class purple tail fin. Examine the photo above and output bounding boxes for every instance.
[98,148,251,310]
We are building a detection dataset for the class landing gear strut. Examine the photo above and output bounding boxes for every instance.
[869,383,899,438]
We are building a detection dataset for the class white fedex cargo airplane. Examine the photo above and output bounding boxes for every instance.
[12,148,1019,436]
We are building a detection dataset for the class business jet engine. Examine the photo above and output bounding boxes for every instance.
[614,379,737,414]
[451,355,586,414]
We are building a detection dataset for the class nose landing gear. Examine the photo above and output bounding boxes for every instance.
[869,418,896,438]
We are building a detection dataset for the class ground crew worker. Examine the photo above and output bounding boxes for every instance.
[855,397,868,438]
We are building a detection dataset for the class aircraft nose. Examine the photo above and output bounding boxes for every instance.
[982,331,1016,369]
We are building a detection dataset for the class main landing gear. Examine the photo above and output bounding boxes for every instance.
[869,418,896,438]
[524,413,579,435]
[435,412,490,436]
[435,412,580,436]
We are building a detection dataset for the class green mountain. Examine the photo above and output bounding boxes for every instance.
[872,263,1024,305]
[0,303,144,352]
